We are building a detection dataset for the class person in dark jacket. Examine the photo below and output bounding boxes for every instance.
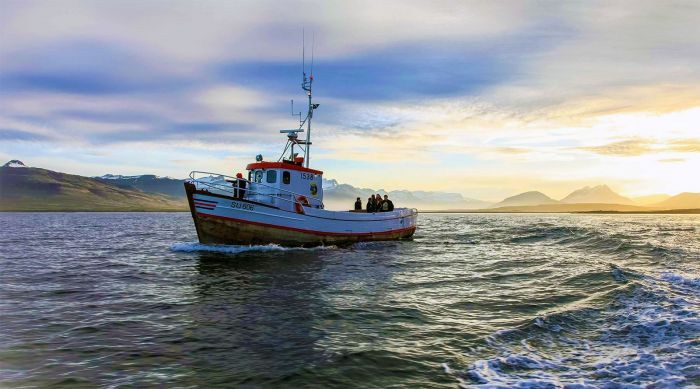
[382,195,394,212]
[366,197,376,213]
[235,172,246,199]
[375,194,383,210]
[354,197,362,211]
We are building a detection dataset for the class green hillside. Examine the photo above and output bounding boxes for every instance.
[0,166,187,211]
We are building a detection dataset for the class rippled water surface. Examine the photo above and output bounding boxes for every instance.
[1,212,699,388]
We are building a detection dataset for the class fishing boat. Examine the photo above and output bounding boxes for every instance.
[184,67,417,247]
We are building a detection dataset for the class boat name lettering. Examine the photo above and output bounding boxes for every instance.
[231,201,255,211]
[300,172,315,180]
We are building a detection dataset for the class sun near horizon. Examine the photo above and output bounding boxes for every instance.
[1,1,699,202]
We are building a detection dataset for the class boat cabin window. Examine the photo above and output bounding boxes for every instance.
[282,171,291,185]
[266,170,277,184]
[254,170,263,183]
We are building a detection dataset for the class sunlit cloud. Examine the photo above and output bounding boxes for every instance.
[0,0,699,198]
[578,138,700,156]
[668,139,700,153]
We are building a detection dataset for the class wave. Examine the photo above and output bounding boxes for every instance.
[660,272,700,289]
[453,269,700,387]
[502,223,691,263]
[169,242,336,254]
[507,225,587,244]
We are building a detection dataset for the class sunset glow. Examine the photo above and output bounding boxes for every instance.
[1,1,698,201]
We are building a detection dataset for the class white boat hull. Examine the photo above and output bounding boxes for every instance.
[185,182,417,246]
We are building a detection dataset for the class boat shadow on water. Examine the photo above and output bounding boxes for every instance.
[177,242,411,386]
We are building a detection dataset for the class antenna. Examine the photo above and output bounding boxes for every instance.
[278,32,319,165]
[310,32,315,77]
[291,99,302,124]
[301,32,313,168]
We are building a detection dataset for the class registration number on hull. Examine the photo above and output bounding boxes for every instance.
[231,201,255,211]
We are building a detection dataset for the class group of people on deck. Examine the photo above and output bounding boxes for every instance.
[355,194,394,213]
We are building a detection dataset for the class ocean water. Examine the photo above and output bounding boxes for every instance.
[0,212,699,388]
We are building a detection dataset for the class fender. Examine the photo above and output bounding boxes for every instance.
[294,195,310,214]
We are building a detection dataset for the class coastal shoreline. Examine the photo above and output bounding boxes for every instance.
[420,208,700,214]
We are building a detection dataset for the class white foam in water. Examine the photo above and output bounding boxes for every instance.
[458,270,700,387]
[441,362,451,374]
[660,272,700,289]
[170,242,336,254]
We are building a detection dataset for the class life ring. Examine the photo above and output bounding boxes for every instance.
[294,195,310,214]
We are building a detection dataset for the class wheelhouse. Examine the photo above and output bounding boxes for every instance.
[244,160,324,211]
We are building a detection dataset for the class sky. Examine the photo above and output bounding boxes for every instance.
[1,0,699,201]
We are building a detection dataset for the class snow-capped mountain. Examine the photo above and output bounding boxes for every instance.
[94,174,185,198]
[3,160,28,168]
[99,174,144,180]
[98,174,175,180]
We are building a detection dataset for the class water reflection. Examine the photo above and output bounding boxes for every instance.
[186,251,330,385]
[4,213,698,387]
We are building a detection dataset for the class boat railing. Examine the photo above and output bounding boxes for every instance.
[188,170,324,208]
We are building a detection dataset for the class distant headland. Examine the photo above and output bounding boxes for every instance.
[1,160,699,213]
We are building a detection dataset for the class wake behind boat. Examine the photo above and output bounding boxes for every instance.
[184,64,417,247]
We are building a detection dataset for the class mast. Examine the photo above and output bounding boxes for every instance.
[278,33,318,167]
[302,73,312,168]
[301,32,314,168]
[301,29,318,168]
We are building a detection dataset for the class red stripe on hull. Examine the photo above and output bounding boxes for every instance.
[195,211,416,238]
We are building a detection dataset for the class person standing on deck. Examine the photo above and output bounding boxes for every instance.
[367,197,376,213]
[375,194,383,211]
[381,195,394,212]
[354,197,362,211]
[235,173,246,200]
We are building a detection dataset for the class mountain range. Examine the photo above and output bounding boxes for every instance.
[493,191,558,208]
[652,192,700,210]
[1,161,185,211]
[482,184,698,212]
[479,184,700,212]
[560,185,634,204]
[321,179,491,210]
[1,160,699,212]
[96,174,185,199]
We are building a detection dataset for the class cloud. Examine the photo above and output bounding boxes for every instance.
[0,128,50,141]
[579,138,700,156]
[667,139,700,153]
[490,147,532,155]
[579,139,655,156]
[0,1,544,64]
[0,41,192,95]
[0,1,699,196]
[216,17,573,103]
[218,42,519,102]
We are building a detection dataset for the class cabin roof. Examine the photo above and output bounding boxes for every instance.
[246,162,323,175]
